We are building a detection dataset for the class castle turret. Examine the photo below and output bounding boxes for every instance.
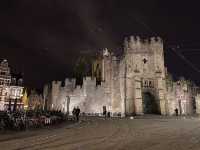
[101,48,112,83]
[127,36,142,52]
[150,37,165,78]
[51,81,61,110]
[65,78,76,90]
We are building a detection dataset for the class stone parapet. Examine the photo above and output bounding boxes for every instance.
[124,36,163,53]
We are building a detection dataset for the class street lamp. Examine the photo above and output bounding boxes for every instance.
[64,96,70,115]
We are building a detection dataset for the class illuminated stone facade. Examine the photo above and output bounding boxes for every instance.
[0,59,12,105]
[0,59,24,111]
[166,76,198,115]
[28,90,43,110]
[45,36,199,116]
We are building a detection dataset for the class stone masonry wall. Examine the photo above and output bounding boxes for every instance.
[47,36,199,117]
[50,77,110,115]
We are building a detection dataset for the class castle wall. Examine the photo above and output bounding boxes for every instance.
[166,87,176,115]
[119,60,126,116]
[81,77,109,114]
[196,94,200,114]
[110,57,123,115]
[46,36,199,117]
[166,80,194,115]
[51,81,61,110]
[133,76,143,115]
[50,77,111,115]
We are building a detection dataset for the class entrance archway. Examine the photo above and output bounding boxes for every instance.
[142,92,160,114]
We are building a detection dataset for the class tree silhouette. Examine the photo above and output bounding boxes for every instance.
[74,56,92,86]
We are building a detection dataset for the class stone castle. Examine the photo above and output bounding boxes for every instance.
[44,36,200,116]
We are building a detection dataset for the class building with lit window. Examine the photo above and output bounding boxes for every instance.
[0,59,24,111]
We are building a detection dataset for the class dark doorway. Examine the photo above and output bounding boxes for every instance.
[142,92,160,114]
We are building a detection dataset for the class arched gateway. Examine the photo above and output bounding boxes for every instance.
[142,92,160,114]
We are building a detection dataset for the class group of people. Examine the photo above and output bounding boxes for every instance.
[72,107,80,122]
[103,109,111,119]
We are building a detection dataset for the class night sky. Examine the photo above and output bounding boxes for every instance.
[1,0,200,89]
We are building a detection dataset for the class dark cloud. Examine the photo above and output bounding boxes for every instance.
[1,0,200,88]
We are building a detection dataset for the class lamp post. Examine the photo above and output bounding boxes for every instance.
[64,96,70,115]
[62,99,66,113]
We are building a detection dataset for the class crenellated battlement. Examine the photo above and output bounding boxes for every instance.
[52,80,62,87]
[65,78,76,88]
[84,76,94,81]
[83,76,97,87]
[124,36,163,53]
[150,36,162,44]
[84,76,96,82]
[83,76,105,89]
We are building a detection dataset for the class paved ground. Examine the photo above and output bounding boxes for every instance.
[1,116,200,150]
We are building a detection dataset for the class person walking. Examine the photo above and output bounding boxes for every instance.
[103,110,107,120]
[72,107,76,121]
[175,108,178,116]
[75,107,80,122]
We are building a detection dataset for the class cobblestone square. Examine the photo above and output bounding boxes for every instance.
[1,117,200,150]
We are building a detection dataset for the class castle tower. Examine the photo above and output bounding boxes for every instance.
[121,36,167,115]
[101,48,111,82]
[151,37,167,115]
[101,48,113,112]
[51,81,61,110]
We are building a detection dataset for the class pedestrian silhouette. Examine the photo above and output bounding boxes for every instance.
[103,106,107,119]
[76,106,80,122]
[72,107,76,121]
[175,108,178,116]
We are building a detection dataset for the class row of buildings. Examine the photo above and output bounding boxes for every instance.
[0,59,45,111]
[43,36,200,116]
[0,59,24,111]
